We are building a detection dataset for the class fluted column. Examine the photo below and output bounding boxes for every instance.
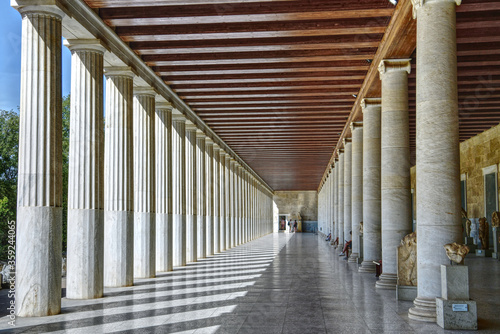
[359,98,382,273]
[155,101,173,272]
[213,145,220,253]
[350,122,363,263]
[344,139,352,249]
[65,39,105,300]
[376,59,412,289]
[230,160,236,247]
[237,166,243,245]
[133,87,156,278]
[172,113,186,266]
[219,150,226,251]
[186,124,197,263]
[205,139,214,255]
[225,154,232,248]
[14,2,65,316]
[338,151,345,246]
[196,132,206,259]
[334,158,339,242]
[103,67,134,288]
[409,0,462,322]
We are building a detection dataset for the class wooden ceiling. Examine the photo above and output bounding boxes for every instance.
[84,0,500,191]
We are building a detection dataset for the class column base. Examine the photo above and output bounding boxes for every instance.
[408,297,437,323]
[348,252,359,263]
[358,260,376,273]
[375,273,397,289]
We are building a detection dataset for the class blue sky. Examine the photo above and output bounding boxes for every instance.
[0,1,72,112]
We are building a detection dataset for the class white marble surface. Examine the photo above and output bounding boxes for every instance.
[351,125,363,262]
[410,0,462,323]
[360,99,382,273]
[343,141,352,246]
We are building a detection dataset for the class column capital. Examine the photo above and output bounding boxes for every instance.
[338,148,344,155]
[12,0,67,18]
[343,137,352,146]
[134,86,156,97]
[350,122,363,132]
[411,0,461,19]
[378,59,412,78]
[205,138,214,145]
[196,129,206,137]
[63,39,107,54]
[172,109,186,122]
[156,102,173,111]
[185,123,198,132]
[104,66,135,79]
[361,98,381,111]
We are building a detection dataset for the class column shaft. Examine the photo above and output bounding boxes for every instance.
[186,126,197,263]
[350,124,363,263]
[377,59,412,289]
[338,152,345,245]
[155,103,173,272]
[172,116,186,266]
[213,146,220,253]
[103,67,134,288]
[359,99,382,273]
[409,0,462,322]
[205,141,214,255]
[65,40,105,299]
[344,140,352,249]
[133,89,156,278]
[196,134,206,259]
[219,151,226,251]
[15,6,64,316]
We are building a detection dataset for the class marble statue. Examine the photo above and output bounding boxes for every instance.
[359,221,363,235]
[466,219,472,238]
[492,211,500,228]
[397,232,417,286]
[444,242,470,265]
[479,217,489,250]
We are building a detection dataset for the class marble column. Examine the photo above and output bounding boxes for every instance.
[409,0,462,322]
[172,113,186,266]
[376,59,412,289]
[344,139,352,249]
[155,101,174,272]
[103,67,134,288]
[205,139,214,255]
[186,124,197,263]
[133,87,156,278]
[230,160,236,247]
[14,2,65,316]
[338,151,345,246]
[225,154,232,248]
[196,132,207,259]
[64,40,105,300]
[213,145,220,253]
[237,166,243,245]
[334,158,339,242]
[359,98,382,273]
[350,122,363,263]
[219,150,226,252]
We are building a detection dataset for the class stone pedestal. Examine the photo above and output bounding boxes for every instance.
[436,298,477,330]
[397,285,417,301]
[436,265,477,330]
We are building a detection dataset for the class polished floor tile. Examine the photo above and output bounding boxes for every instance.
[0,232,499,333]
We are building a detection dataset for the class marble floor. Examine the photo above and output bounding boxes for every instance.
[0,233,499,333]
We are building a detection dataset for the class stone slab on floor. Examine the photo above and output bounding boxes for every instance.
[397,285,417,301]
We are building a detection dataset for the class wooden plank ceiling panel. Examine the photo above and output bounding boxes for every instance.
[84,0,500,191]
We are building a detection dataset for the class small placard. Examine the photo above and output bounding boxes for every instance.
[452,304,468,312]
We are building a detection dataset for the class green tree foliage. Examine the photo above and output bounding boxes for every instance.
[0,109,19,259]
[0,95,71,259]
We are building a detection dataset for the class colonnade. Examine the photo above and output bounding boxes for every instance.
[318,0,462,323]
[13,2,274,317]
